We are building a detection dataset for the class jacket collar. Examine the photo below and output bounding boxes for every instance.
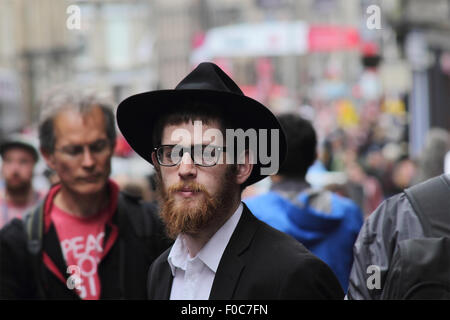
[155,204,260,300]
[42,180,120,234]
[41,180,120,294]
[208,204,260,299]
[167,203,243,276]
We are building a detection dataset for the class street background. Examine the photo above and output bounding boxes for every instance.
[1,0,449,218]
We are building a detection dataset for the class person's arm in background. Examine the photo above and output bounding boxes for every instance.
[0,219,36,299]
[346,193,425,299]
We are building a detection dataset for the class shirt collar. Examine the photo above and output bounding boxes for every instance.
[167,202,243,276]
[167,235,187,276]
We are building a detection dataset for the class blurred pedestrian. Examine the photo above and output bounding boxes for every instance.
[389,157,417,195]
[0,136,43,228]
[346,160,384,218]
[117,62,344,300]
[245,113,364,292]
[347,173,450,299]
[0,87,171,299]
[414,127,450,184]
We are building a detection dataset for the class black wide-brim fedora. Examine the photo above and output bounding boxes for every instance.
[116,62,287,186]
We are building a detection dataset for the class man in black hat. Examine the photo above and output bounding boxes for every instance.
[0,88,171,300]
[117,62,344,300]
[0,135,43,228]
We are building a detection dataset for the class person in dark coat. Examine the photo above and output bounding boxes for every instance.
[245,114,363,292]
[0,87,171,299]
[347,173,450,299]
[116,62,344,300]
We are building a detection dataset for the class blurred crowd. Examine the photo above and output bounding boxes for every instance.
[2,95,450,223]
[0,72,449,301]
[291,98,449,219]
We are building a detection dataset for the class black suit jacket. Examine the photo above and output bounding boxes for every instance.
[147,204,344,300]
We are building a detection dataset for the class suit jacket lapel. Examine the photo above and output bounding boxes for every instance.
[158,264,173,300]
[209,204,259,300]
[149,250,174,300]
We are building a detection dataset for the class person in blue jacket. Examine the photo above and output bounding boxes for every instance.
[244,113,363,292]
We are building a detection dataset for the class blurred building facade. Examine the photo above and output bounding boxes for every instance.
[0,0,448,159]
[389,0,450,156]
[153,0,203,89]
[0,0,70,138]
[0,0,157,140]
[154,0,363,112]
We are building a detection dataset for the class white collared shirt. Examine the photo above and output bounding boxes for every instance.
[167,203,243,300]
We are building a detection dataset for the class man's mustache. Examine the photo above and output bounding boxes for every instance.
[7,173,25,182]
[166,181,208,195]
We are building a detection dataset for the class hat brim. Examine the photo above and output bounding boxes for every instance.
[116,89,286,186]
[0,141,39,162]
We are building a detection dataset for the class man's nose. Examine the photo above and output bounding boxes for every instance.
[81,147,95,167]
[178,152,197,178]
[7,165,21,175]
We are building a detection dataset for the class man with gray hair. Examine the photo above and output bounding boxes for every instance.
[0,134,44,228]
[0,87,171,299]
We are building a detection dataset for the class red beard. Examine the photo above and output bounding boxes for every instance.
[156,166,238,239]
[158,180,220,239]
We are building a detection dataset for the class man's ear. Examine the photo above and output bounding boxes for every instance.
[151,151,161,172]
[110,139,117,154]
[235,150,253,186]
[40,148,56,171]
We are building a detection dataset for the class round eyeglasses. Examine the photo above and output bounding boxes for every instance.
[154,144,226,167]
